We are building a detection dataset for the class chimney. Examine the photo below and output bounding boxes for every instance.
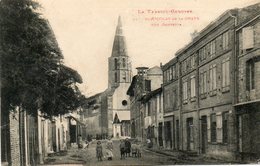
[136,67,149,77]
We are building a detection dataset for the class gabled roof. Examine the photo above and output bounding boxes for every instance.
[113,113,121,124]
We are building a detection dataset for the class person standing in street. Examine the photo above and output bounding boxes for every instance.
[125,138,131,157]
[77,135,83,149]
[96,141,103,161]
[105,137,113,160]
[119,139,126,159]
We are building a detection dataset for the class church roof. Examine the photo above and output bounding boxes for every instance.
[111,16,128,57]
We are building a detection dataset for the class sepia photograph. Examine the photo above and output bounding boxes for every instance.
[0,0,260,165]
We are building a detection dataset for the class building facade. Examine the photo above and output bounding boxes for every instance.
[162,58,180,149]
[80,92,104,140]
[127,66,163,143]
[141,88,164,148]
[161,3,260,160]
[235,11,260,160]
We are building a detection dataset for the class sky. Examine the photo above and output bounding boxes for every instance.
[37,0,258,96]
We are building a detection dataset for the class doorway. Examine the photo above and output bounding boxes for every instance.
[201,116,207,154]
[186,118,194,151]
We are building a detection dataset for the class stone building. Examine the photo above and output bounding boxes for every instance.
[235,9,260,160]
[162,58,180,149]
[161,3,260,160]
[127,66,163,142]
[141,87,164,148]
[80,92,104,139]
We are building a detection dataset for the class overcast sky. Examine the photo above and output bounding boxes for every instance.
[37,0,258,96]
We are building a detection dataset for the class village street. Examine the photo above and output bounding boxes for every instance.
[42,140,177,166]
[42,139,241,166]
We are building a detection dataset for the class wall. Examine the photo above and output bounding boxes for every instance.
[9,111,21,166]
[237,21,260,103]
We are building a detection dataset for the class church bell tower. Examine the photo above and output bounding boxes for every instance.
[108,16,132,89]
[106,16,132,137]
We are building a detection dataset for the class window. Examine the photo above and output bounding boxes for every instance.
[167,69,171,81]
[246,59,255,91]
[242,26,254,50]
[209,64,217,91]
[223,31,229,50]
[202,47,206,60]
[199,49,202,61]
[186,58,190,70]
[183,80,188,101]
[210,40,216,56]
[182,60,187,73]
[200,71,207,95]
[206,43,211,56]
[122,58,126,67]
[216,35,223,51]
[114,58,118,70]
[211,114,217,142]
[165,92,171,110]
[145,80,151,91]
[222,58,230,88]
[222,112,229,143]
[169,67,173,80]
[122,100,128,106]
[172,66,176,79]
[191,76,196,98]
[199,47,206,61]
[187,118,194,142]
[190,54,196,68]
[163,71,167,83]
[172,89,177,109]
[114,72,117,82]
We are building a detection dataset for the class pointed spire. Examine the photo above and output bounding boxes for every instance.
[118,15,122,27]
[116,15,123,36]
[111,16,128,57]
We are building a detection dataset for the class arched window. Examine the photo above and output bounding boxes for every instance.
[114,58,118,70]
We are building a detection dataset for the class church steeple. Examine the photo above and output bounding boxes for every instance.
[108,16,132,89]
[111,16,127,57]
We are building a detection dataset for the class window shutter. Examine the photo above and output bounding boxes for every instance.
[216,112,223,143]
[251,62,255,89]
[242,26,254,50]
[246,62,250,91]
[207,115,211,142]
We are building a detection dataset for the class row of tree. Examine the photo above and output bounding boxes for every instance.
[0,0,87,117]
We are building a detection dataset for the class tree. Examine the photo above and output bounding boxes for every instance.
[0,0,86,117]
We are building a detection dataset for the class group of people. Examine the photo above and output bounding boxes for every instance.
[96,138,139,161]
[119,138,131,159]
